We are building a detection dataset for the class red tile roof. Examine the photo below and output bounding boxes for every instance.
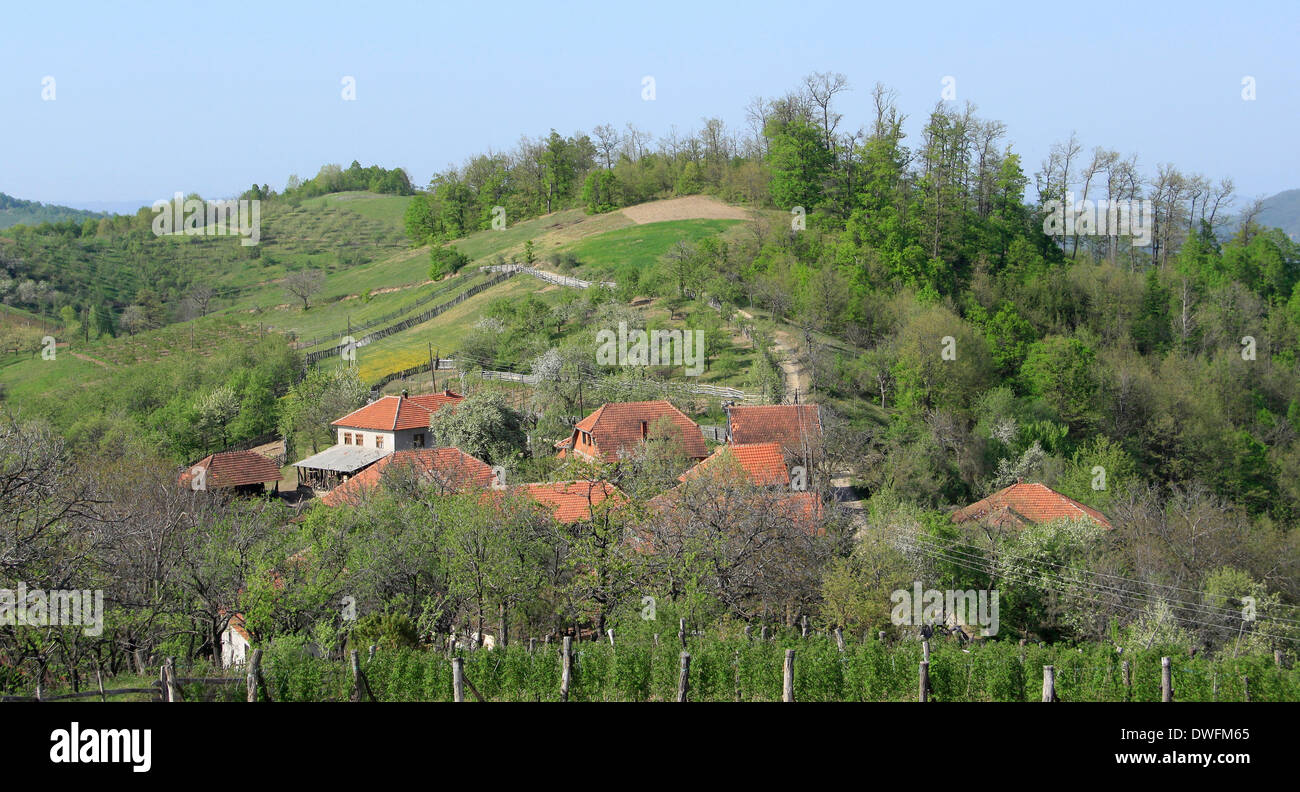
[569,400,707,462]
[726,404,822,456]
[951,482,1112,529]
[679,442,790,487]
[180,450,282,489]
[521,480,625,524]
[319,447,495,506]
[332,391,463,431]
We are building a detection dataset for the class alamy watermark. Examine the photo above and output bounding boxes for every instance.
[596,321,705,376]
[1042,192,1153,247]
[891,582,999,637]
[0,583,103,636]
[151,192,261,246]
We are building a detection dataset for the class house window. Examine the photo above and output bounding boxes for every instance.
[640,421,648,439]
[343,432,352,445]
[413,433,425,448]
[376,436,384,449]
[581,431,591,446]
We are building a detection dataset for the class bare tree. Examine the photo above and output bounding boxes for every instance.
[592,123,622,170]
[185,283,215,318]
[802,71,850,153]
[282,269,325,311]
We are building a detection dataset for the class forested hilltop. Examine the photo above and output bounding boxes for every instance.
[2,73,1299,696]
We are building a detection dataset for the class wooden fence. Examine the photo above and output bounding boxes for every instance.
[480,264,616,291]
[304,271,518,366]
[295,275,481,352]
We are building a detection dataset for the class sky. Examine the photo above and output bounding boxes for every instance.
[1,0,1296,212]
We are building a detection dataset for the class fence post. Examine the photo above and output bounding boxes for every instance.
[922,640,930,663]
[1042,665,1055,702]
[560,636,572,702]
[678,618,687,649]
[607,629,615,648]
[368,645,376,661]
[1122,660,1131,700]
[878,630,886,643]
[678,652,691,702]
[452,657,465,703]
[1161,657,1173,702]
[529,638,536,654]
[783,649,796,702]
[801,615,809,638]
[1243,675,1250,702]
[95,660,107,703]
[164,657,182,703]
[834,628,845,653]
[1276,650,1286,669]
[918,660,929,703]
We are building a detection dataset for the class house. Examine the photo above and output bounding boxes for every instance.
[678,442,790,488]
[951,482,1112,529]
[557,400,708,463]
[331,389,463,452]
[520,480,625,524]
[724,404,822,462]
[318,447,496,506]
[180,449,283,495]
[293,389,463,492]
[220,614,251,668]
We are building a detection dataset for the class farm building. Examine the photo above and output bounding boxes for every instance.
[724,403,822,463]
[293,389,463,492]
[555,400,708,463]
[220,615,250,668]
[318,447,497,506]
[678,441,790,488]
[179,449,283,495]
[520,480,625,524]
[951,482,1112,529]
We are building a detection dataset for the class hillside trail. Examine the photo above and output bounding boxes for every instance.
[736,309,864,512]
[735,310,808,401]
[70,351,111,368]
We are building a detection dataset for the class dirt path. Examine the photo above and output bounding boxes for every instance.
[620,195,751,225]
[738,309,864,511]
[737,310,808,401]
[70,351,112,368]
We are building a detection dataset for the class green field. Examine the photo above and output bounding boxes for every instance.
[557,218,743,282]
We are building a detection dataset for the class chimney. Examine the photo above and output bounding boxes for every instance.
[400,389,408,398]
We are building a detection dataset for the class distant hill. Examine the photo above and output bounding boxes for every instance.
[1258,188,1300,241]
[0,192,110,230]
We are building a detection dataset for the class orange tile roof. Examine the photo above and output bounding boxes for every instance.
[679,442,789,487]
[726,404,822,456]
[521,480,625,524]
[951,482,1112,529]
[647,486,826,536]
[319,447,495,506]
[569,400,707,462]
[331,391,464,431]
[180,450,282,489]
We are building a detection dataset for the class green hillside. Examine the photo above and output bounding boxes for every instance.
[0,192,108,230]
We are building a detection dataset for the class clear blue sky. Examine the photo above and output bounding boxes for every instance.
[2,0,1296,211]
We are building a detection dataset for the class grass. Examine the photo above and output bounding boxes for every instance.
[320,274,560,382]
[556,218,743,282]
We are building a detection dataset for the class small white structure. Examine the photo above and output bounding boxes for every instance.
[221,617,250,668]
